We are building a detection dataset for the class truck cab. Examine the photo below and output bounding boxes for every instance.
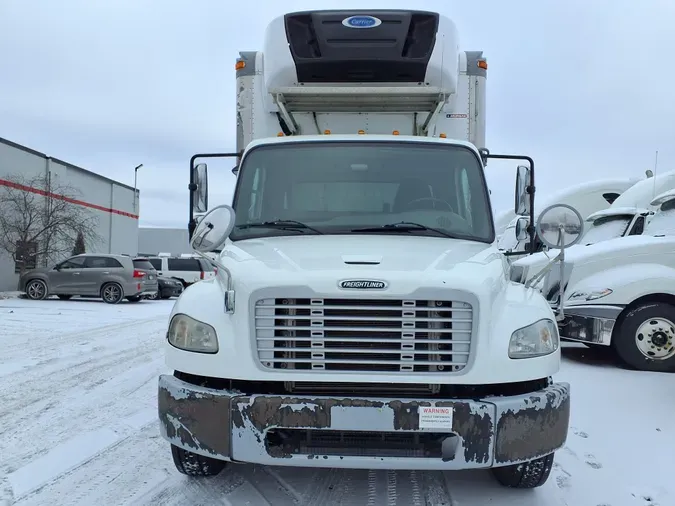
[514,189,675,372]
[510,170,675,286]
[497,177,640,255]
[158,10,572,490]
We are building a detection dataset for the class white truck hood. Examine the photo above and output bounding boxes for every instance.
[514,234,675,288]
[223,235,495,275]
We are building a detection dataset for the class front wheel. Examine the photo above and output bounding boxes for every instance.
[25,279,48,300]
[491,453,554,488]
[613,302,675,372]
[171,445,227,477]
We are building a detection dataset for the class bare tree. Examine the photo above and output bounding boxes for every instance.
[0,172,101,276]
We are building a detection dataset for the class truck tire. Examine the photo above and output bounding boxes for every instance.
[491,453,554,488]
[171,445,226,477]
[612,302,675,372]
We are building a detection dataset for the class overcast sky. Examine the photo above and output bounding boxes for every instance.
[1,0,674,228]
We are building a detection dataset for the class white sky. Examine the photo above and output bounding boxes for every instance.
[1,0,674,227]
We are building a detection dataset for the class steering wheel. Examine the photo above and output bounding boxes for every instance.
[405,197,454,212]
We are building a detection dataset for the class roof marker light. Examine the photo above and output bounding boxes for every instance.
[324,129,331,135]
[392,130,400,135]
[358,130,365,135]
[439,133,447,138]
[235,60,245,71]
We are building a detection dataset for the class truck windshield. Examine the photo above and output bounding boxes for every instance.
[644,199,675,236]
[230,141,494,243]
[581,215,632,245]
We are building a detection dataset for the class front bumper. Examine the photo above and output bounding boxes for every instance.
[558,304,624,346]
[160,285,183,298]
[158,374,570,470]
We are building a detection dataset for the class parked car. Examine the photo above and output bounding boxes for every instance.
[147,276,184,300]
[19,253,158,304]
[144,255,215,287]
[131,257,160,300]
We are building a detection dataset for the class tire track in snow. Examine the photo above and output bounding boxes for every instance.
[0,315,166,411]
[0,313,169,499]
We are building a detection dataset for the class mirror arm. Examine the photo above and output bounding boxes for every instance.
[188,151,242,240]
[192,250,236,313]
[557,226,567,322]
[524,250,562,289]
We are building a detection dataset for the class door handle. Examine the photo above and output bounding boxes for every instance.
[103,271,110,274]
[72,272,81,275]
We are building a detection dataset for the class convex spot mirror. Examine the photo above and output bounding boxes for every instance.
[514,165,532,216]
[515,217,529,241]
[190,205,236,253]
[536,204,584,250]
[191,163,208,214]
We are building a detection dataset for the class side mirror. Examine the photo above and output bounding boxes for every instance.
[191,163,209,214]
[515,217,529,241]
[190,205,236,253]
[514,165,532,216]
[535,204,584,250]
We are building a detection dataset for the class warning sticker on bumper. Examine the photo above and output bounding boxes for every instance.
[419,406,454,429]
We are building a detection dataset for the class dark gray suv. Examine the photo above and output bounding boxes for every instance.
[18,253,159,304]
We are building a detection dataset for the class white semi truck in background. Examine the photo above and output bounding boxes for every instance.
[579,169,675,245]
[512,188,675,372]
[496,177,640,255]
[158,10,574,490]
[511,169,675,283]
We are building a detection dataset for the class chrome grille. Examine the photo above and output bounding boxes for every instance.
[254,298,473,373]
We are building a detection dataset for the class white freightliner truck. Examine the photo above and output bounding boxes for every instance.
[158,10,574,489]
[512,189,675,372]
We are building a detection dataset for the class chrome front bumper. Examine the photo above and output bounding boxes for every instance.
[558,304,625,346]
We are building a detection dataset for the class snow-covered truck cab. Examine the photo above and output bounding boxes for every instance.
[510,170,675,289]
[159,10,571,489]
[497,177,639,256]
[522,189,675,372]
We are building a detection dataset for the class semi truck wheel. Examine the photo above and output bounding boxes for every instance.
[170,445,226,477]
[613,302,675,373]
[491,453,554,488]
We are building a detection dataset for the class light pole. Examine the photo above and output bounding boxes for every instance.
[133,163,143,213]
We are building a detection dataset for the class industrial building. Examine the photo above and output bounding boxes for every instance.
[138,227,191,256]
[0,137,140,292]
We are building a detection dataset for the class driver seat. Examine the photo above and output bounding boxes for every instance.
[392,178,434,212]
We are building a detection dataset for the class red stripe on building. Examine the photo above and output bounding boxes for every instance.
[0,178,139,220]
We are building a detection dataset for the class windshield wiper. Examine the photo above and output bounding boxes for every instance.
[351,221,458,239]
[236,220,324,234]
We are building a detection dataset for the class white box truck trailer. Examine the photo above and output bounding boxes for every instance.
[158,10,573,489]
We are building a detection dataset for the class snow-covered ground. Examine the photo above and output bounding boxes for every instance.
[1,297,673,506]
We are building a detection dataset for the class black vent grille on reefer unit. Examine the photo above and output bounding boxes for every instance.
[284,10,439,83]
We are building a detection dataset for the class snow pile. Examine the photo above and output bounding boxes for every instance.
[0,291,22,300]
